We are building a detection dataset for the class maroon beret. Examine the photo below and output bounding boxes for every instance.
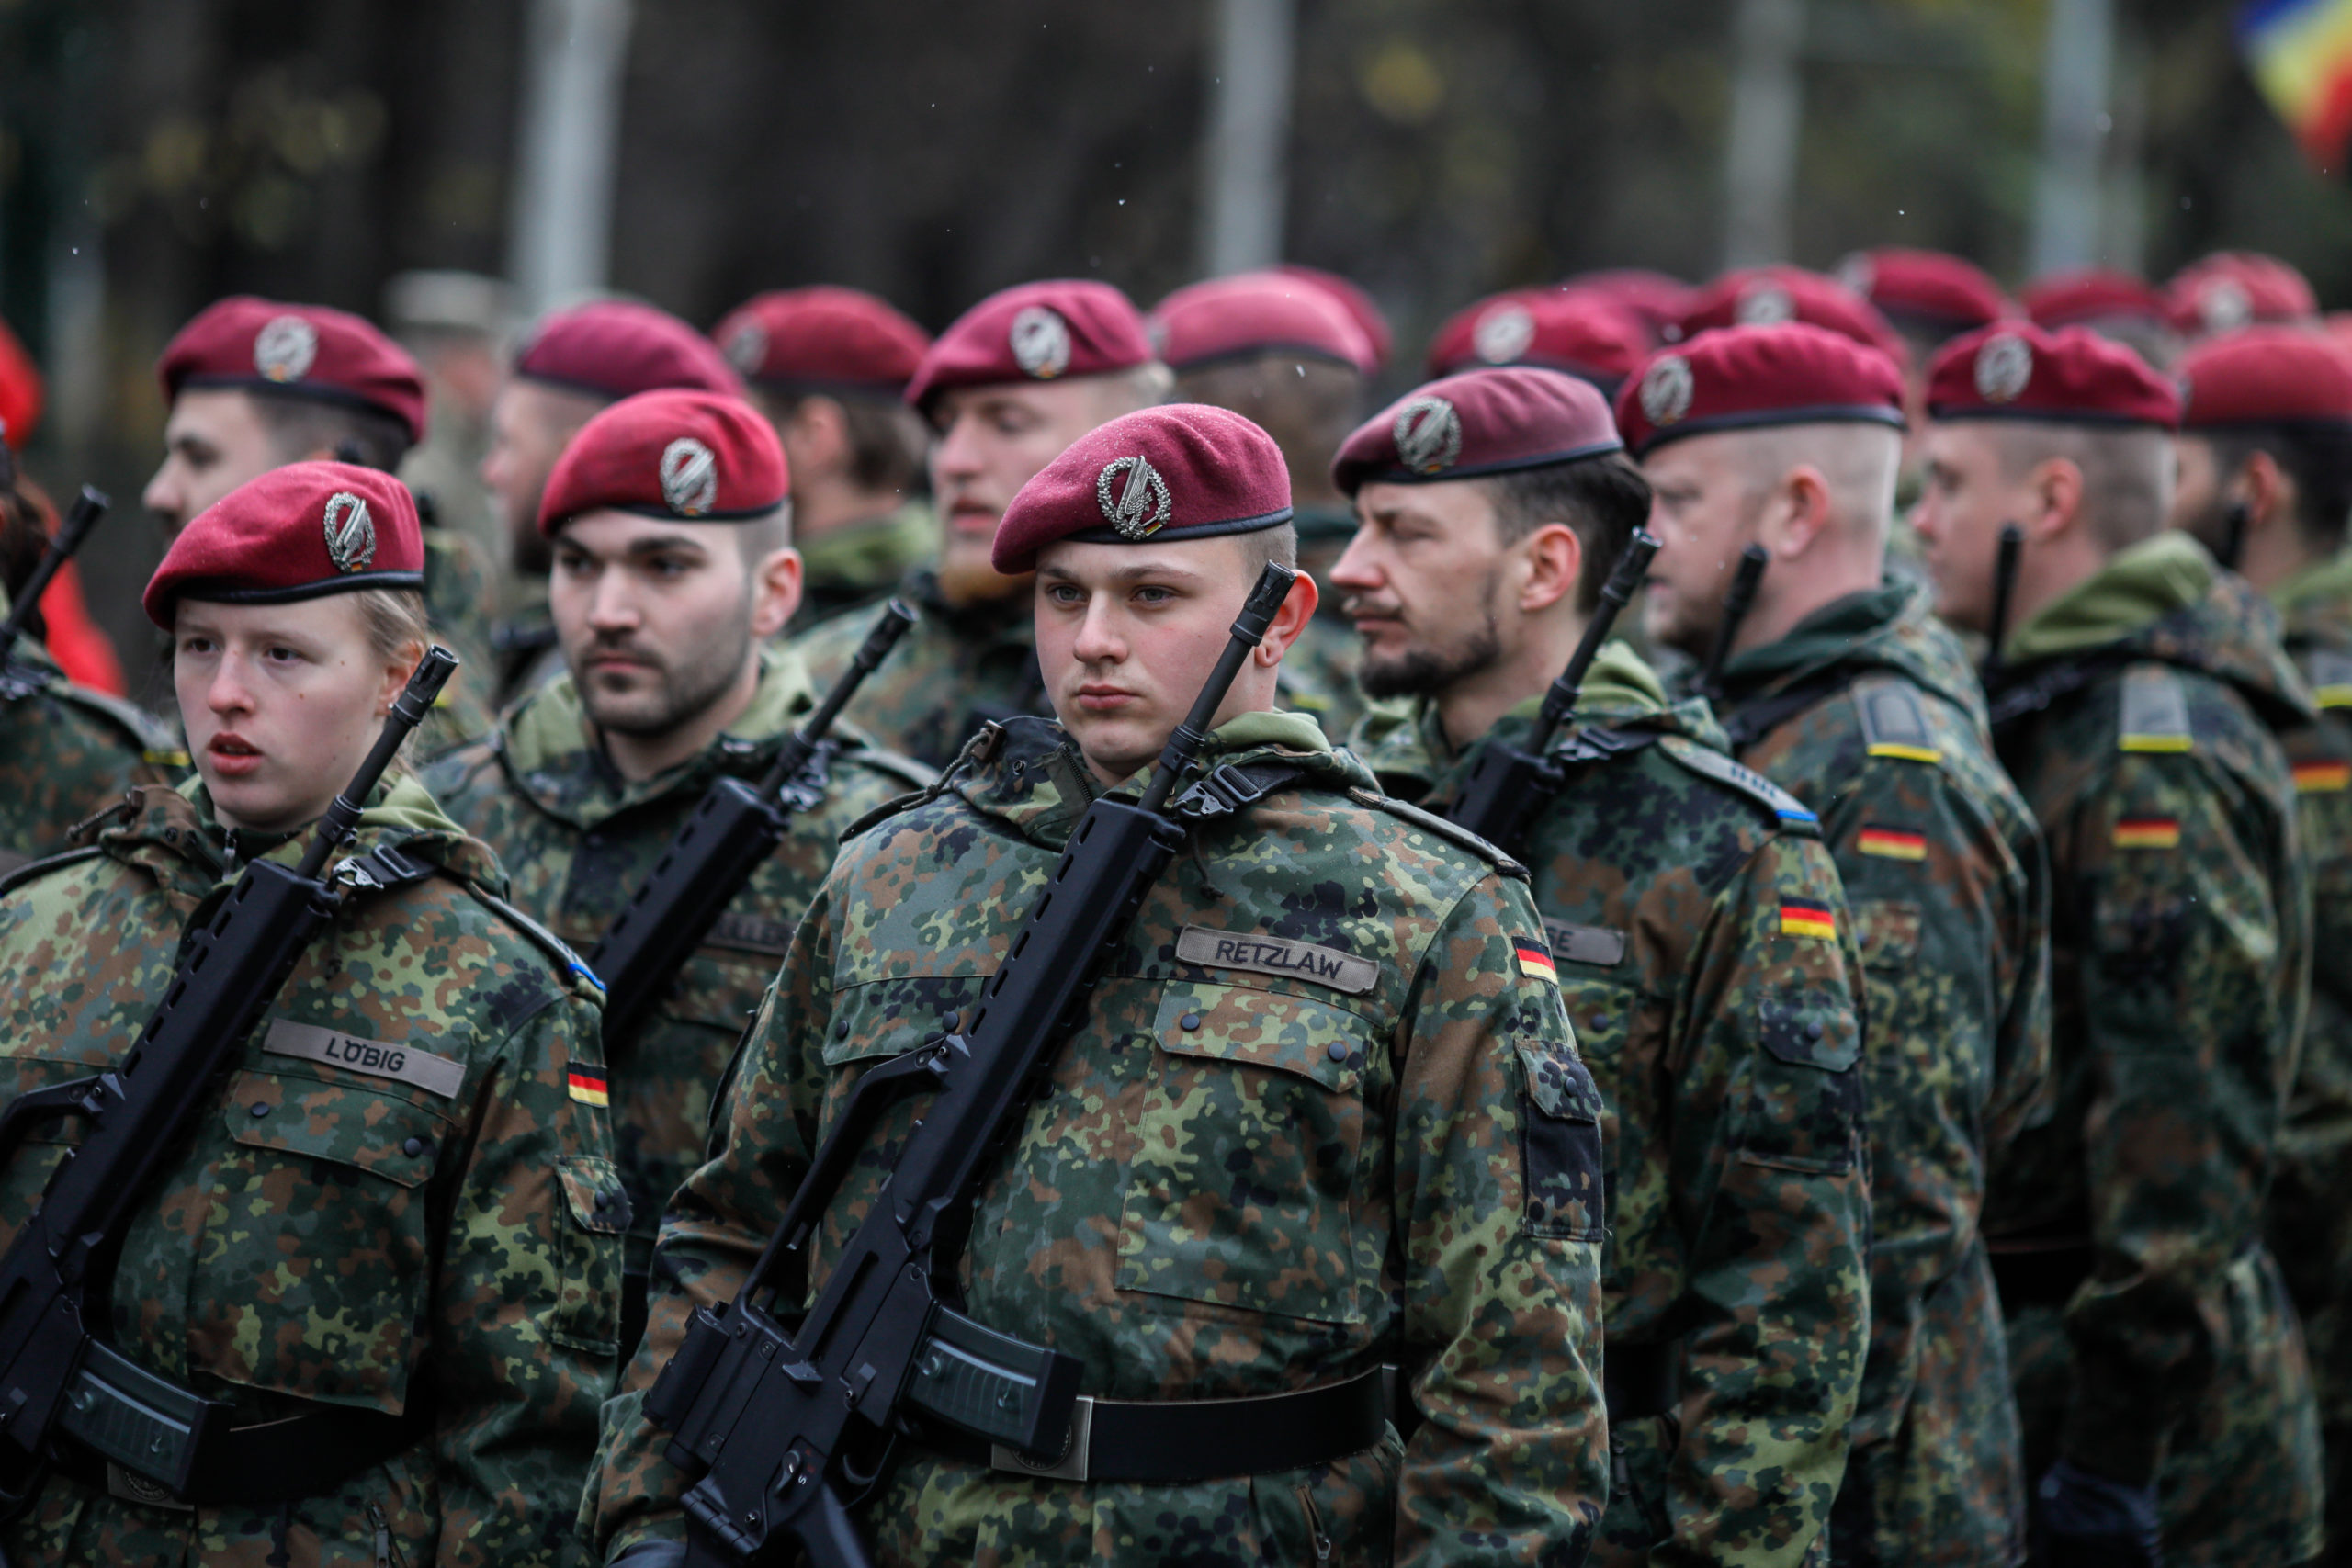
[2020,269,2166,330]
[712,286,931,396]
[990,403,1291,574]
[1425,288,1649,388]
[514,299,741,402]
[1673,266,1909,370]
[144,460,423,626]
[1274,265,1394,370]
[158,298,427,446]
[1835,248,2012,336]
[2165,252,2319,338]
[1332,367,1622,496]
[1614,323,1905,458]
[1150,273,1374,373]
[905,280,1154,412]
[1561,269,1692,345]
[1926,321,2180,429]
[538,389,788,536]
[2177,326,2352,429]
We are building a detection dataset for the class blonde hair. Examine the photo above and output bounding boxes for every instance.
[353,586,434,775]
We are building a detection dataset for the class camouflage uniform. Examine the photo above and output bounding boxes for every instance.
[424,647,933,1313]
[1713,580,2051,1568]
[1287,506,1369,744]
[791,571,1046,770]
[0,589,185,874]
[2258,549,2352,1561]
[418,525,501,752]
[493,585,566,711]
[589,711,1611,1565]
[0,774,617,1566]
[1982,532,2323,1564]
[787,499,936,635]
[1356,639,1872,1568]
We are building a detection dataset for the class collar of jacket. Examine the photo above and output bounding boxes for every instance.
[2269,547,2352,648]
[904,569,1038,649]
[492,645,828,827]
[953,710,1367,850]
[1713,576,1973,710]
[799,500,935,595]
[2005,530,2316,727]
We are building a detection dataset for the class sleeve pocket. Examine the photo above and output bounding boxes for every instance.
[1513,1038,1606,1242]
[551,1155,628,1354]
[1736,990,1864,1175]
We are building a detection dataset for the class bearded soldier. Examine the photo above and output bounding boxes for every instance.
[591,403,1609,1564]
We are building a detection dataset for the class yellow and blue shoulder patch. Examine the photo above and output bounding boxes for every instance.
[2118,664,2194,754]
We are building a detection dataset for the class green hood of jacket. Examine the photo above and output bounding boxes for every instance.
[2269,547,2352,649]
[2004,531,2314,726]
[1718,577,1985,722]
[798,501,935,595]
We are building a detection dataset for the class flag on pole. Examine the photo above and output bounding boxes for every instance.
[2239,0,2352,173]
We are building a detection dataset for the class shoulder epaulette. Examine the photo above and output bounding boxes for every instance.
[1852,675,1944,764]
[842,745,941,795]
[2303,648,2352,711]
[2118,663,2194,754]
[0,844,104,900]
[1657,734,1822,835]
[1344,786,1530,881]
[468,886,607,999]
[43,682,181,761]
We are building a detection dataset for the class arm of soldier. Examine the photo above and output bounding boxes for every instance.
[1660,830,1871,1565]
[426,985,618,1568]
[2060,752,2291,1485]
[587,884,837,1561]
[1392,874,1611,1563]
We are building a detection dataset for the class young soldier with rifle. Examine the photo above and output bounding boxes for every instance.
[1623,322,2052,1568]
[427,390,933,1358]
[0,462,617,1564]
[587,403,1607,1566]
[1329,366,1870,1567]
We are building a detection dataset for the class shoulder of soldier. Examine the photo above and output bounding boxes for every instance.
[2109,658,2288,790]
[831,739,940,796]
[1653,732,1822,838]
[445,875,609,1007]
[0,844,110,904]
[32,682,184,767]
[418,727,508,807]
[1338,784,1530,884]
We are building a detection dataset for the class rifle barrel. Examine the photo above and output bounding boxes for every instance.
[1532,528,1660,751]
[1700,545,1769,700]
[294,647,458,879]
[1138,562,1296,814]
[1982,524,2023,685]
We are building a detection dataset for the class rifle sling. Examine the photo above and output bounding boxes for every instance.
[1716,669,1860,751]
[913,1366,1386,1484]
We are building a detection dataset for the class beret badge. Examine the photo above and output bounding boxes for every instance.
[2199,277,2253,335]
[254,316,319,384]
[1473,303,1536,365]
[1974,333,2033,404]
[1096,454,1171,540]
[722,321,768,376]
[322,491,377,573]
[1639,355,1695,426]
[660,436,719,516]
[1392,396,1463,474]
[1736,283,1796,326]
[1010,305,1073,379]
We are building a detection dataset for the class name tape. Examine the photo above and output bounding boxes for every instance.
[1174,925,1380,996]
[264,1018,466,1100]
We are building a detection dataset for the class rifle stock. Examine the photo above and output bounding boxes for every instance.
[588,600,919,1046]
[0,647,456,1507]
[645,565,1298,1568]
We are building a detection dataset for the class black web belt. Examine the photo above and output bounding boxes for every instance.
[54,1388,434,1509]
[914,1366,1388,1484]
[1603,1339,1680,1423]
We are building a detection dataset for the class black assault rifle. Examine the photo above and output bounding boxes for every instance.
[590,600,919,1046]
[1697,543,1770,703]
[643,562,1299,1568]
[0,488,107,702]
[1980,523,2024,686]
[0,646,458,1510]
[1445,528,1660,858]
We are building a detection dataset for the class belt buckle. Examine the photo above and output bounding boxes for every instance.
[105,1462,193,1512]
[989,1394,1092,1483]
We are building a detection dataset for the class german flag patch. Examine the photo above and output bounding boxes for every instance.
[1857,825,1928,862]
[2294,761,2351,794]
[1514,943,1559,986]
[1780,897,1838,940]
[2112,816,2181,850]
[568,1066,610,1107]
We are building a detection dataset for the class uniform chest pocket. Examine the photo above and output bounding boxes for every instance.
[209,1066,453,1406]
[1117,981,1374,1325]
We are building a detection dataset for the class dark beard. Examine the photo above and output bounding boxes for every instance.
[1356,616,1502,700]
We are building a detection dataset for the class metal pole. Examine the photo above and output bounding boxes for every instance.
[2029,0,2113,276]
[1200,0,1296,276]
[508,0,635,316]
[1723,0,1807,269]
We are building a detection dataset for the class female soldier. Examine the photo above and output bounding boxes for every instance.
[0,461,622,1565]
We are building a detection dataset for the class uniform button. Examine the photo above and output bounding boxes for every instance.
[248,1101,269,1119]
[1326,1041,1350,1064]
[402,1136,429,1158]
[1591,1016,1613,1033]
[1179,1012,1202,1032]
[1805,1020,1826,1041]
[834,1021,850,1040]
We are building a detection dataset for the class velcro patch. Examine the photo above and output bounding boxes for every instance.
[264,1018,465,1100]
[2294,761,2351,794]
[1780,897,1838,940]
[568,1066,610,1107]
[1174,926,1380,996]
[2113,816,2181,850]
[1857,825,1928,862]
[707,911,797,957]
[1542,919,1627,968]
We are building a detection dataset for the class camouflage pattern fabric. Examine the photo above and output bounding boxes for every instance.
[1283,609,1369,748]
[0,774,616,1566]
[424,644,933,1285]
[588,710,1610,1565]
[419,527,500,754]
[1357,638,1872,1568]
[1983,531,2323,1564]
[492,584,566,712]
[1714,581,2051,1568]
[787,500,937,635]
[0,590,185,874]
[2260,549,2352,1563]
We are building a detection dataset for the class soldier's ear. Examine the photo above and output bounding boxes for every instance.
[1255,571,1318,666]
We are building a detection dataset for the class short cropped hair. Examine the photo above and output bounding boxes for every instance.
[2203,424,2352,547]
[1483,452,1655,614]
[1990,423,2176,550]
[755,389,928,498]
[247,386,413,472]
